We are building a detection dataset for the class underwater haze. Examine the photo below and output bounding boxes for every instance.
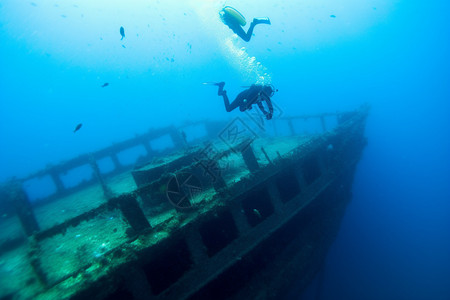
[1,0,449,299]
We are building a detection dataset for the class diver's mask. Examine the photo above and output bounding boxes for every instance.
[269,84,278,97]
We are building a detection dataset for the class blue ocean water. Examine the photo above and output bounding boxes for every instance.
[0,1,449,299]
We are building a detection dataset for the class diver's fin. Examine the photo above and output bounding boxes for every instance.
[202,82,224,87]
[253,17,271,25]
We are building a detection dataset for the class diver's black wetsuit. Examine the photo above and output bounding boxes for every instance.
[220,11,270,42]
[217,83,274,120]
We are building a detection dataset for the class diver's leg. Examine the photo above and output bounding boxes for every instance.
[223,94,241,112]
[221,90,241,112]
[244,18,271,41]
[222,91,231,112]
[214,82,239,112]
[231,25,250,42]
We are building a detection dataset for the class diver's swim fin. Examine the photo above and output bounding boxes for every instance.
[253,17,271,25]
[202,82,225,88]
[202,82,223,86]
[203,82,225,96]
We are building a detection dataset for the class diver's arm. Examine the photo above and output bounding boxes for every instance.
[257,101,268,115]
[260,95,273,120]
[266,97,274,115]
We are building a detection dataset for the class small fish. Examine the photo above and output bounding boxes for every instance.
[74,123,82,133]
[330,15,336,18]
[120,26,125,40]
[252,209,262,219]
[101,83,109,88]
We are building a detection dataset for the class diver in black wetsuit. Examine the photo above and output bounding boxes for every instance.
[212,82,276,120]
[219,6,271,42]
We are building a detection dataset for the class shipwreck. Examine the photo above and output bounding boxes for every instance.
[0,105,369,300]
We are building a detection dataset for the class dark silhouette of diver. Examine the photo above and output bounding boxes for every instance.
[210,82,276,120]
[219,6,271,42]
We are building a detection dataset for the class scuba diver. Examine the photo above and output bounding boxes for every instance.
[219,6,271,42]
[206,82,276,120]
